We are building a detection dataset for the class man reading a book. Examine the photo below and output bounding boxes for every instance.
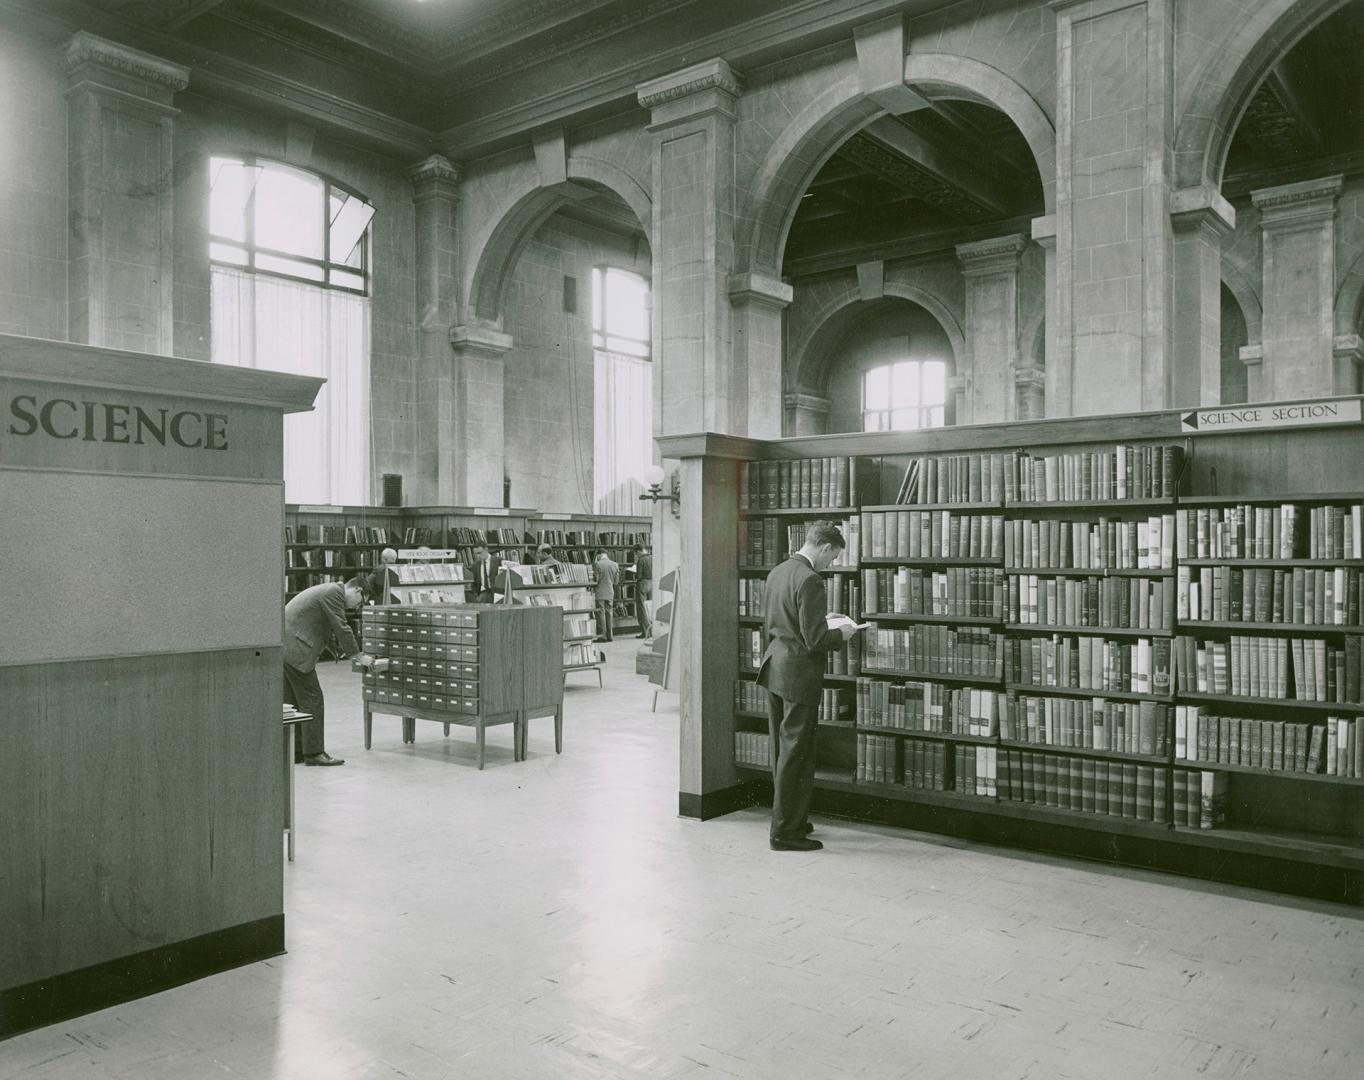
[756,521,861,851]
[283,576,374,766]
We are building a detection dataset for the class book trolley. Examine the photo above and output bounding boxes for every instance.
[360,604,563,769]
[662,397,1364,904]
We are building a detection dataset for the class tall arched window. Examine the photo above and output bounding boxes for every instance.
[863,359,947,431]
[592,266,652,514]
[209,155,374,505]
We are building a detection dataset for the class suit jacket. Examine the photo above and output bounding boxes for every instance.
[284,582,359,673]
[755,554,844,705]
[470,555,502,598]
[594,557,620,600]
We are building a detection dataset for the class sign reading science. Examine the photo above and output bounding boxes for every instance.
[1180,398,1363,434]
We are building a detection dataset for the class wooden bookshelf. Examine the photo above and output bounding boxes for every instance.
[666,400,1364,903]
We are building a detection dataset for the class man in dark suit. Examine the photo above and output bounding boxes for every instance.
[756,522,860,851]
[469,544,501,603]
[283,576,373,766]
[631,545,653,639]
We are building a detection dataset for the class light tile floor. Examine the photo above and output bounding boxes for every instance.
[3,640,1362,1079]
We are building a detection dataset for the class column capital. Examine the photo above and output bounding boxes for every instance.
[410,153,460,198]
[728,272,792,309]
[1014,368,1046,388]
[1030,214,1057,250]
[1238,343,1264,368]
[64,31,188,107]
[1170,185,1235,235]
[637,59,742,128]
[783,392,831,415]
[1251,174,1343,228]
[956,233,1027,274]
[449,324,513,359]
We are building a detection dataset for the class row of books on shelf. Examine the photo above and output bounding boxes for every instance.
[563,614,597,639]
[1174,634,1362,703]
[855,680,1002,736]
[741,518,859,569]
[1178,503,1363,560]
[862,626,1004,679]
[1174,706,1361,777]
[733,681,852,724]
[861,511,1004,561]
[287,524,394,545]
[288,548,384,569]
[740,732,1227,829]
[389,563,463,584]
[391,586,465,604]
[564,642,600,667]
[1004,516,1176,571]
[1007,573,1173,630]
[892,445,1185,505]
[520,587,596,610]
[1008,633,1172,696]
[862,567,1005,620]
[1179,565,1363,626]
[532,530,649,547]
[739,457,852,511]
[738,577,767,618]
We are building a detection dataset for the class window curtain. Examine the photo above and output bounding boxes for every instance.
[211,266,370,505]
[593,349,652,515]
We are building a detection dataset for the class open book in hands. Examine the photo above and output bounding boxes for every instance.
[825,613,870,632]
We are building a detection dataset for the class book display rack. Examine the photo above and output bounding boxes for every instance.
[503,564,605,686]
[664,401,1364,903]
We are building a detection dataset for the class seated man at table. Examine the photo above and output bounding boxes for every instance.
[283,576,374,766]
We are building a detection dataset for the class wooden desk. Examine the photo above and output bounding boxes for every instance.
[360,603,563,768]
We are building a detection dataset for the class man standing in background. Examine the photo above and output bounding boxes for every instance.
[631,544,653,639]
[756,522,859,851]
[593,549,620,643]
[469,544,501,603]
[284,576,374,766]
[366,546,397,604]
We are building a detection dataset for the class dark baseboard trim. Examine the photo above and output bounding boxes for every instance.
[679,783,757,820]
[1,914,285,1041]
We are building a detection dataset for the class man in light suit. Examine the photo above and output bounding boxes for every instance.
[593,549,620,642]
[284,576,373,766]
[469,544,501,603]
[756,522,859,851]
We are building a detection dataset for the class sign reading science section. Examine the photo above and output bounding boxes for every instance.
[1180,398,1363,434]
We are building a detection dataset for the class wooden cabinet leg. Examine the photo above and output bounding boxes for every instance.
[554,705,563,754]
[364,705,373,750]
[476,719,485,770]
[443,722,450,736]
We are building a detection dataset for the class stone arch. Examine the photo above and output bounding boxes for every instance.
[740,55,1056,279]
[790,283,965,397]
[1174,0,1353,190]
[1221,261,1264,344]
[467,157,652,326]
[1335,249,1364,337]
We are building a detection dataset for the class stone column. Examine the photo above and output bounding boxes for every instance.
[637,59,742,437]
[1334,334,1363,395]
[956,233,1026,424]
[1014,368,1046,420]
[1032,216,1061,416]
[64,32,189,353]
[783,392,831,436]
[447,325,512,506]
[1170,187,1235,406]
[729,273,791,437]
[1251,175,1343,399]
[1053,0,1174,414]
[410,155,463,505]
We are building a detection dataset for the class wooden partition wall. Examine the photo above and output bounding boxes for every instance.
[0,334,321,1037]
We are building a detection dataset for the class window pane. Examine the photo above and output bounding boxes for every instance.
[604,269,649,344]
[922,360,946,405]
[210,241,249,266]
[864,366,888,405]
[254,165,324,259]
[328,268,367,292]
[209,158,258,243]
[891,408,918,430]
[929,406,945,427]
[605,334,649,358]
[863,411,883,432]
[329,190,374,268]
[256,252,325,282]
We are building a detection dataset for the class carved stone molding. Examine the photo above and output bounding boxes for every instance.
[637,58,742,110]
[728,272,792,309]
[63,31,190,93]
[1251,174,1343,228]
[783,392,831,416]
[1014,368,1046,388]
[1238,343,1264,368]
[956,233,1026,275]
[411,154,461,200]
[1170,185,1235,234]
[449,324,513,359]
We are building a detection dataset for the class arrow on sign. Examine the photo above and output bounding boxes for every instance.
[1181,412,1199,430]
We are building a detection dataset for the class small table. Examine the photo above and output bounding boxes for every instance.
[282,708,311,861]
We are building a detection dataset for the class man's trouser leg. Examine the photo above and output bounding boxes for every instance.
[767,692,817,841]
[284,664,326,757]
